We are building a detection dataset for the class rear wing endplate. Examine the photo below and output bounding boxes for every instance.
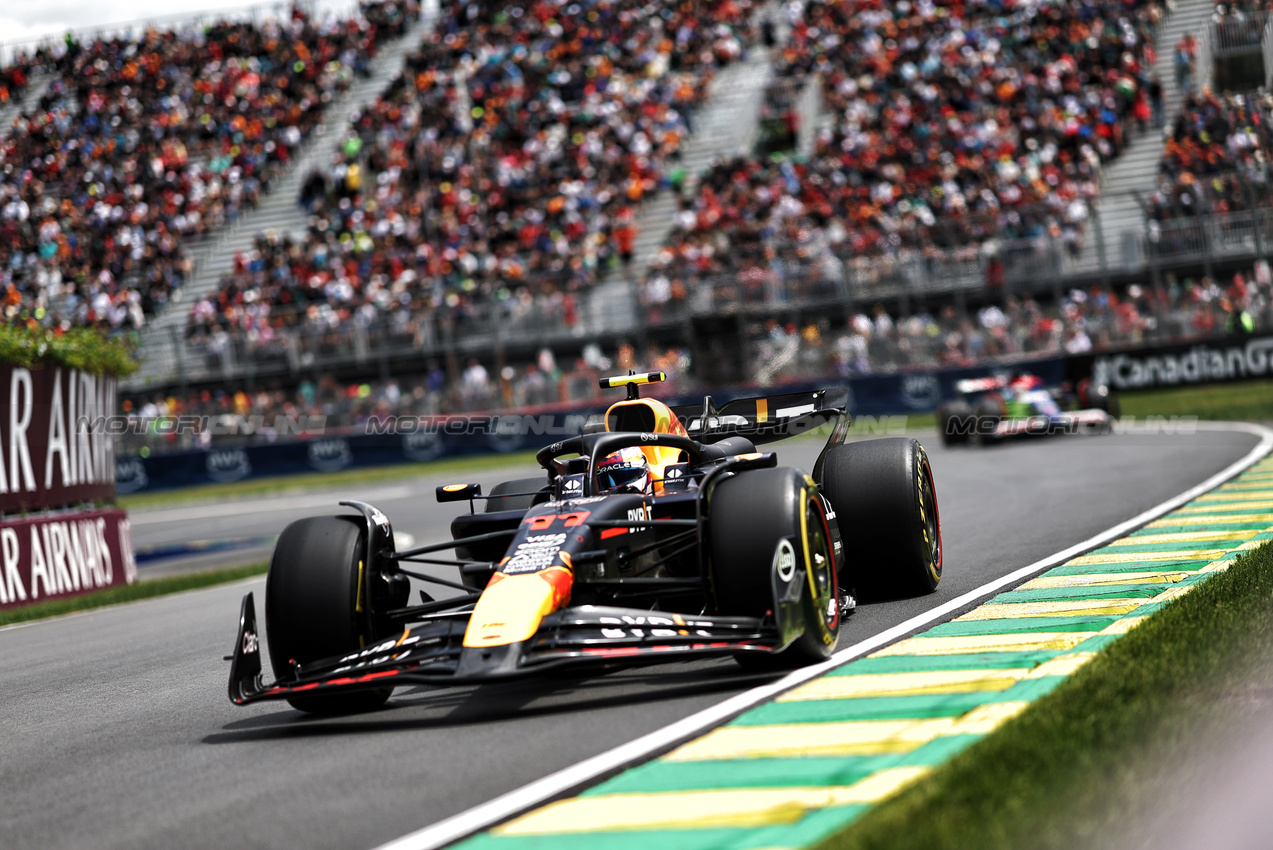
[673,388,850,446]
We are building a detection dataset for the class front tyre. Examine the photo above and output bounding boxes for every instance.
[820,438,942,600]
[265,515,392,714]
[710,467,840,669]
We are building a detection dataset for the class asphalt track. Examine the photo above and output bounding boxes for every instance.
[0,427,1260,850]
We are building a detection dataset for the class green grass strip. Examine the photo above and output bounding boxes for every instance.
[0,562,267,628]
[1117,377,1273,422]
[814,539,1273,850]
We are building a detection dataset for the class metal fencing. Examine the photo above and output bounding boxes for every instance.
[139,289,591,388]
[1265,15,1273,88]
[126,198,1273,391]
[1210,12,1271,57]
[1149,208,1273,264]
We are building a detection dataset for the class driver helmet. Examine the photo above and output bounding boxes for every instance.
[596,447,651,495]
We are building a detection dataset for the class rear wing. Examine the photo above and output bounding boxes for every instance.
[672,388,850,445]
[954,376,1007,395]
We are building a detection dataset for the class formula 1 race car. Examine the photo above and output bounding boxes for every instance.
[228,372,942,714]
[936,373,1119,446]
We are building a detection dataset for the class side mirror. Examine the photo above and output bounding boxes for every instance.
[436,483,482,503]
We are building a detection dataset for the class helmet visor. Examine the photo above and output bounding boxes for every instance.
[598,465,647,492]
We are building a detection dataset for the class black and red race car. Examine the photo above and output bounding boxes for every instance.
[228,373,942,714]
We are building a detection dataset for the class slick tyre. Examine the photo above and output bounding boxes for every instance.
[484,477,548,512]
[1079,378,1122,420]
[455,477,550,591]
[820,438,942,600]
[710,467,840,670]
[265,515,391,714]
[974,398,1002,445]
[937,400,973,447]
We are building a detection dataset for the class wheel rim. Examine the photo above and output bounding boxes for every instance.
[806,494,839,635]
[917,456,941,580]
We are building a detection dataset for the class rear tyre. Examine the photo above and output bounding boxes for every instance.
[710,467,840,669]
[819,438,942,600]
[455,477,550,591]
[936,400,973,446]
[485,477,548,512]
[265,515,391,714]
[974,398,1002,445]
[1078,378,1121,419]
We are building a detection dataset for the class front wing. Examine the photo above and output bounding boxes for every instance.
[228,593,784,705]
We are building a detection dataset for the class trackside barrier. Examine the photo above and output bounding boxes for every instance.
[0,363,136,611]
[113,358,1073,494]
[114,332,1273,494]
[0,508,137,611]
[1069,333,1273,392]
[115,409,605,494]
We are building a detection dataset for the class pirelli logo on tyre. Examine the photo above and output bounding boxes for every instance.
[774,538,797,583]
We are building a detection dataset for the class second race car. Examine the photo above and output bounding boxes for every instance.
[936,372,1119,446]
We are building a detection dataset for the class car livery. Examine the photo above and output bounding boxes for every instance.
[227,373,944,714]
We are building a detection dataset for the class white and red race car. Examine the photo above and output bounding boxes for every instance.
[937,373,1119,445]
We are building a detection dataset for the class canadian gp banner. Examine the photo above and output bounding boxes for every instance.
[0,507,137,609]
[1081,334,1273,391]
[0,364,116,513]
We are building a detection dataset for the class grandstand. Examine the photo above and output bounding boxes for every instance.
[2,0,1271,443]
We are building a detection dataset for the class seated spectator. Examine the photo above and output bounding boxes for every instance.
[1149,90,1273,223]
[648,0,1161,305]
[191,0,761,349]
[1,2,412,333]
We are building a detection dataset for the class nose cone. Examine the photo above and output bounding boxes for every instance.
[462,569,572,649]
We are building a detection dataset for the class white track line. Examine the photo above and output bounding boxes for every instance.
[373,422,1273,850]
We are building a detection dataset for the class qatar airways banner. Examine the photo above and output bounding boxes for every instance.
[0,507,136,609]
[0,365,117,513]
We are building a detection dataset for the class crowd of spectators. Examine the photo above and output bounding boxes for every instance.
[643,0,1164,301]
[1,1,415,333]
[755,261,1273,384]
[1147,89,1273,223]
[117,337,697,453]
[184,226,595,375]
[0,47,55,108]
[187,0,761,346]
